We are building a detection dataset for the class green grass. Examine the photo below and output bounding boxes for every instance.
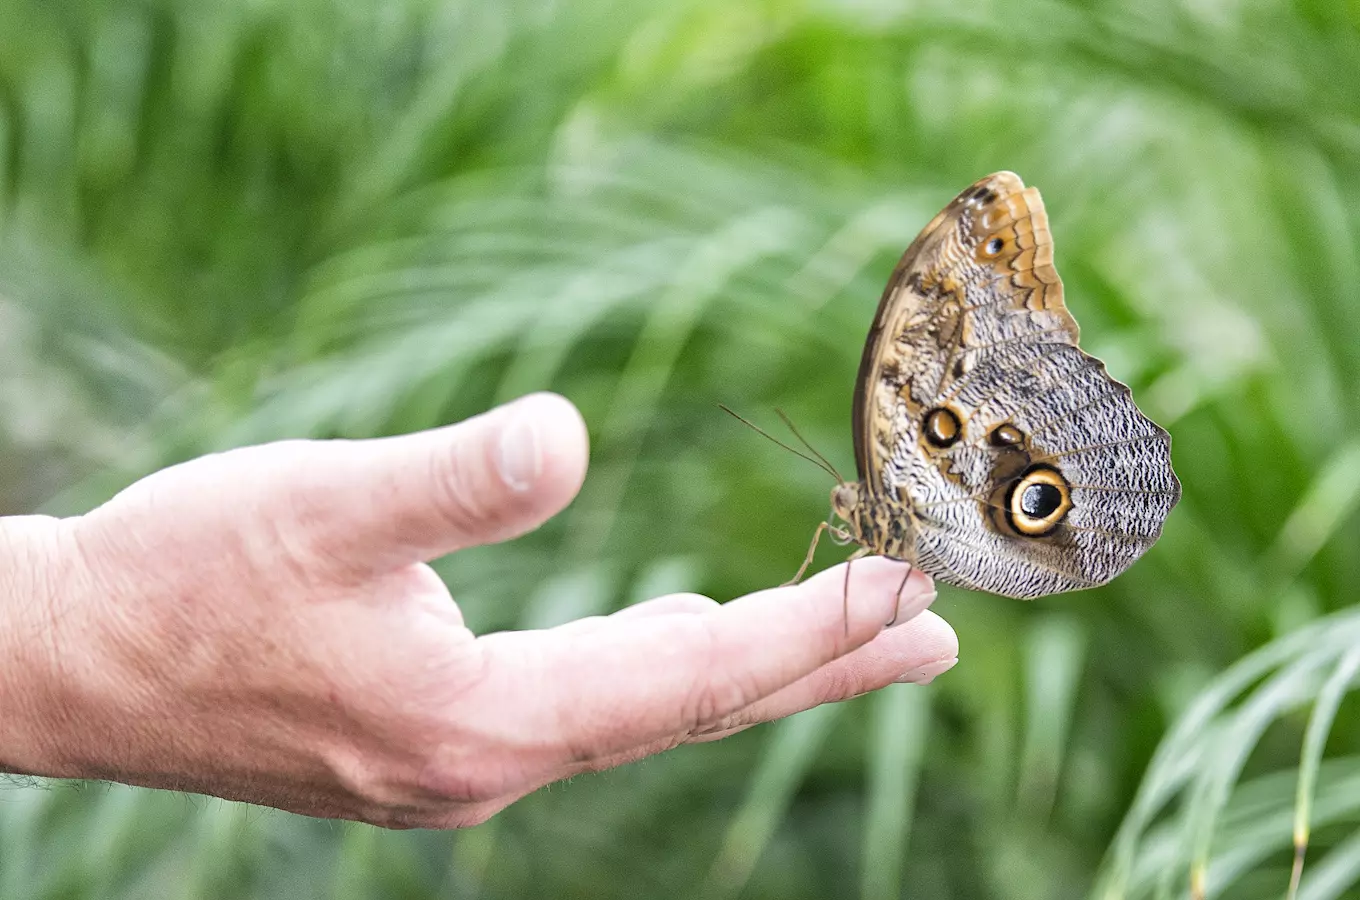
[3,0,1360,897]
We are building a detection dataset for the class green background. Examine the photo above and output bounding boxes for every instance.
[3,0,1360,897]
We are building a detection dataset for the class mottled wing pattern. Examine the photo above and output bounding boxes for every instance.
[854,172,1180,598]
[852,173,1076,492]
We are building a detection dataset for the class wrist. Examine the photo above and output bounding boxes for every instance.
[0,515,88,777]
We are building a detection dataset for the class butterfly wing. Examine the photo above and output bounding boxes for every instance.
[854,172,1180,598]
[852,172,1077,490]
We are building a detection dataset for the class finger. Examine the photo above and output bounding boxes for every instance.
[445,558,934,787]
[686,609,958,742]
[561,610,955,774]
[271,392,589,576]
[552,593,719,635]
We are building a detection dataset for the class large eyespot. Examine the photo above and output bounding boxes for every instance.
[923,407,961,448]
[1004,465,1072,537]
[980,236,1005,258]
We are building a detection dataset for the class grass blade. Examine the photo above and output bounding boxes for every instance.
[704,703,845,899]
[860,687,931,900]
[1288,647,1360,899]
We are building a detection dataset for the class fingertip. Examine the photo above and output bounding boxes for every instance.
[273,393,591,576]
[497,392,589,501]
[487,393,590,536]
[797,556,935,637]
[874,609,959,665]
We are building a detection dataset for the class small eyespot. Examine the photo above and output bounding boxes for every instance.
[923,407,961,448]
[983,236,1004,256]
[989,424,1025,447]
[1005,465,1072,537]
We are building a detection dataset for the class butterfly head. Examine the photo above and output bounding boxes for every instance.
[827,481,867,549]
[830,481,860,525]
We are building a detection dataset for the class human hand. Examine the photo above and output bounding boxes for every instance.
[0,393,957,829]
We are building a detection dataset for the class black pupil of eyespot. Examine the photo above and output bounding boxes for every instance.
[1020,483,1062,518]
[987,237,1003,254]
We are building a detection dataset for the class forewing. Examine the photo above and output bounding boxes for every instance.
[852,172,1077,494]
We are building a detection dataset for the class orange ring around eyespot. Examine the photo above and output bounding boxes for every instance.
[1005,464,1072,537]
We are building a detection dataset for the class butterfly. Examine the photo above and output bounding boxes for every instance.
[762,172,1181,599]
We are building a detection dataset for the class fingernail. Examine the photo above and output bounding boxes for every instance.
[895,657,958,685]
[497,413,541,492]
[890,589,936,627]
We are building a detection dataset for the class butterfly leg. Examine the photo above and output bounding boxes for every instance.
[840,547,870,637]
[884,563,917,628]
[784,521,831,587]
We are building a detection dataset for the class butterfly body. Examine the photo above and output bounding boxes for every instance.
[823,172,1180,599]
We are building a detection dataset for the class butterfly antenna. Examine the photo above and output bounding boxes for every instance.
[718,404,842,481]
[773,408,845,483]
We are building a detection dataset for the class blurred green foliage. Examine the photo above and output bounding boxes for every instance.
[3,0,1360,897]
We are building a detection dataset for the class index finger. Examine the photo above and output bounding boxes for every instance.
[445,558,935,784]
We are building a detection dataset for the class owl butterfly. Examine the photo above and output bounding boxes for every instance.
[784,172,1180,599]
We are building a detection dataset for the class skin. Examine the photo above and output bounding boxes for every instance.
[0,392,957,829]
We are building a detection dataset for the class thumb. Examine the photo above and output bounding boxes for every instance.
[268,392,589,576]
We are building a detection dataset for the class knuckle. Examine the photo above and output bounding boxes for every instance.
[692,709,752,739]
[814,666,864,705]
[331,748,515,814]
[426,446,508,535]
[259,501,331,583]
[328,753,418,806]
[212,448,345,585]
[328,750,403,809]
[683,684,725,728]
[679,620,762,730]
[418,757,518,806]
